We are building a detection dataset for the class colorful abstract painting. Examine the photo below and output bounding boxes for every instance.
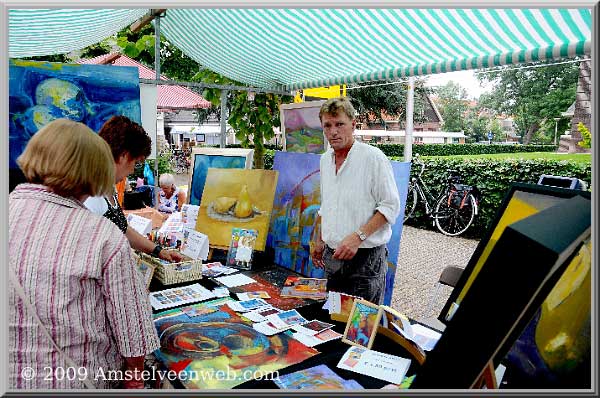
[153,298,319,389]
[226,228,258,270]
[9,59,141,169]
[187,148,254,206]
[342,299,383,349]
[268,151,410,305]
[268,152,322,277]
[274,364,363,389]
[501,237,591,388]
[229,273,310,311]
[196,168,278,251]
[281,100,326,153]
[384,161,411,305]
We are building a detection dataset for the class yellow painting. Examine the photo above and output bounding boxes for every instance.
[453,190,569,309]
[196,168,278,250]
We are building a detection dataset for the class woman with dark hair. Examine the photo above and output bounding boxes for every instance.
[84,116,183,262]
[9,119,159,389]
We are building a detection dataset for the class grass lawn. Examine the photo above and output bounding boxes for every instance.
[428,152,591,164]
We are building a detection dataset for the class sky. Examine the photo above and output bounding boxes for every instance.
[423,70,494,100]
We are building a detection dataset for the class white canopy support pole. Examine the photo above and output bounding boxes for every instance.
[220,90,228,148]
[404,76,415,162]
[153,12,161,197]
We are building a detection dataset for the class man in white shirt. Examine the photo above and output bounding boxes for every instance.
[310,97,400,304]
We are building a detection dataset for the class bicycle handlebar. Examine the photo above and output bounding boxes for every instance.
[411,153,425,178]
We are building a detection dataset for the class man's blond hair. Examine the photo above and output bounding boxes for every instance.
[18,118,115,198]
[319,96,356,121]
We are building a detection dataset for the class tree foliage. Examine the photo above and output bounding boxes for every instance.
[190,69,293,168]
[477,60,580,144]
[435,81,469,132]
[578,122,591,149]
[347,80,430,128]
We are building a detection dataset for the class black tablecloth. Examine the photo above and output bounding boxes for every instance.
[148,264,421,390]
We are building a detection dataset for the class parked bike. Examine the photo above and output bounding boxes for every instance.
[170,148,191,174]
[404,154,481,236]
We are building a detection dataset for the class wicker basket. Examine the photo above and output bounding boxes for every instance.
[140,252,203,285]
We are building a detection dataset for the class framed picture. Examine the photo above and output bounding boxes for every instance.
[226,228,258,270]
[440,182,592,324]
[136,258,156,290]
[342,299,383,349]
[412,195,591,389]
[187,147,254,206]
[280,100,327,154]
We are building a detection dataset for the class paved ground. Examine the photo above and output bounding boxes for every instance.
[173,171,480,323]
[390,225,479,323]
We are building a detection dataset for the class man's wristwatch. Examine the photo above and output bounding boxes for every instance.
[355,229,367,241]
[151,244,163,258]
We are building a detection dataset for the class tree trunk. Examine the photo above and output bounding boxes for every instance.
[253,149,265,169]
[523,122,540,145]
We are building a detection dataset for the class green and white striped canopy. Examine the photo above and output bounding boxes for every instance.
[9,9,148,59]
[9,8,592,91]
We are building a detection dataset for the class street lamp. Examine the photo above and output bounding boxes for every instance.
[553,117,561,145]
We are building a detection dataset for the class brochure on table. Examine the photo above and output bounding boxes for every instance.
[126,213,153,235]
[180,229,209,260]
[149,283,214,310]
[337,346,411,385]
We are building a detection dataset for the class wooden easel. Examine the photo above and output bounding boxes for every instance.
[471,360,498,389]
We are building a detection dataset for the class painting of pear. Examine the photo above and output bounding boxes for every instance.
[234,185,253,218]
[213,197,237,214]
[197,168,278,251]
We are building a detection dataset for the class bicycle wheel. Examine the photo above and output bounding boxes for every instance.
[404,184,418,221]
[434,193,476,236]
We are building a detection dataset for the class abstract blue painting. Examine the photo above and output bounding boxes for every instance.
[9,59,141,169]
[187,148,253,205]
[268,151,410,305]
[384,161,411,306]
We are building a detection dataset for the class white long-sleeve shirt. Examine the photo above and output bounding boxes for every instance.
[319,141,400,249]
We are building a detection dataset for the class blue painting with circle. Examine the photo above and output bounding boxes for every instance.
[9,59,141,169]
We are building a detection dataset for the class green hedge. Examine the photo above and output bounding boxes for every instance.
[390,157,592,239]
[376,143,557,157]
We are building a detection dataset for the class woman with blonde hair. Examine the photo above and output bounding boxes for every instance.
[9,119,159,389]
[157,173,187,214]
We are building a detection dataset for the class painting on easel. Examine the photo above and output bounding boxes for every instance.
[196,168,278,251]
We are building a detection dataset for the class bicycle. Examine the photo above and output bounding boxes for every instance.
[170,148,191,174]
[404,154,481,236]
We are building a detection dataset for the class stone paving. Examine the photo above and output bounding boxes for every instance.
[391,225,479,322]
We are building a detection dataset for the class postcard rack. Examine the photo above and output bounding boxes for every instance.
[139,252,203,285]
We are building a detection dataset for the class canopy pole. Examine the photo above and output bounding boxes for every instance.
[153,12,161,197]
[404,76,415,162]
[220,90,228,148]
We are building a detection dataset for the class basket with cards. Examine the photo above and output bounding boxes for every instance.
[139,251,203,285]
